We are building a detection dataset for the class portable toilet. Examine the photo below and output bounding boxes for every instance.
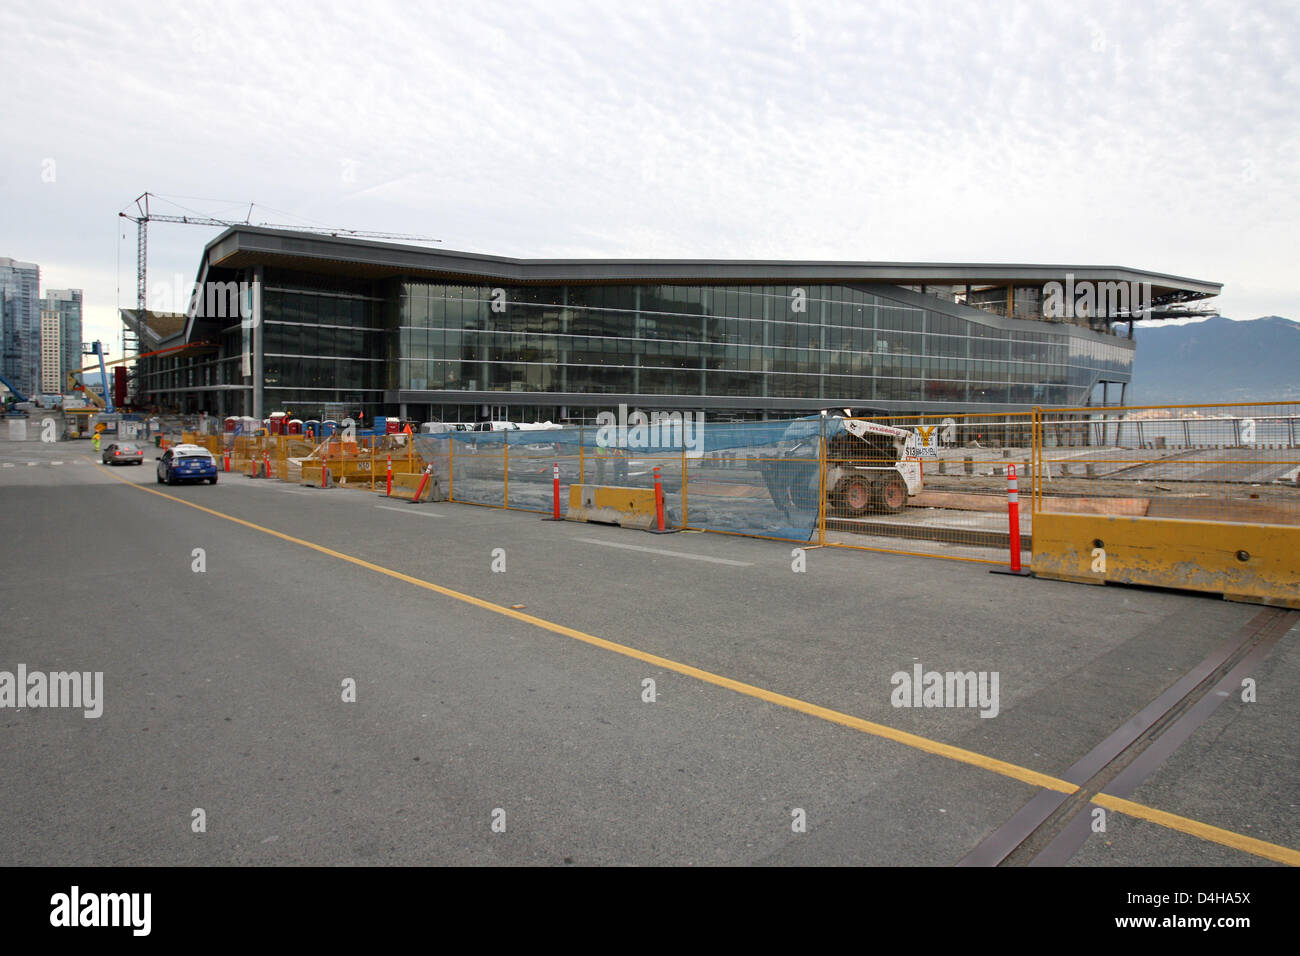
[288,419,303,435]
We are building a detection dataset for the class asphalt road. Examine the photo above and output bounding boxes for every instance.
[0,438,1296,866]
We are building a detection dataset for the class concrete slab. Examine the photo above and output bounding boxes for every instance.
[0,441,1293,866]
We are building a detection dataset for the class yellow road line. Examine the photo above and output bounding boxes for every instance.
[1092,794,1300,867]
[102,466,1298,866]
[110,468,1067,786]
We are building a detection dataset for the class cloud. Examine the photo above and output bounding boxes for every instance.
[1,0,1296,361]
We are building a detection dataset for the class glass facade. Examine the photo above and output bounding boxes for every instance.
[137,268,388,416]
[396,281,1133,408]
[260,275,387,409]
[135,262,1139,420]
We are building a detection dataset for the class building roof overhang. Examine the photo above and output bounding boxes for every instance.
[199,226,1222,300]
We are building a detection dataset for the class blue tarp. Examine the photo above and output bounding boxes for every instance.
[415,417,844,542]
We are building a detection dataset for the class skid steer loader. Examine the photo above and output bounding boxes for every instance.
[761,415,923,518]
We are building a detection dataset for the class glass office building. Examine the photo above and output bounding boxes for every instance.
[128,228,1220,422]
[1,257,41,400]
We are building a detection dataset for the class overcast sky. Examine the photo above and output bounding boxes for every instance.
[2,0,1296,361]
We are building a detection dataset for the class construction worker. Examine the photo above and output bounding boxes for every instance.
[92,431,101,453]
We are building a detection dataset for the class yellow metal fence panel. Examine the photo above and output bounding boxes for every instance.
[825,412,1033,564]
[1032,401,1300,606]
[241,406,1297,597]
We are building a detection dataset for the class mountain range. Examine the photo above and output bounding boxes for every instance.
[1129,315,1299,405]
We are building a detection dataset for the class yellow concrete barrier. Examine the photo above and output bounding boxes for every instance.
[378,471,444,502]
[566,484,659,529]
[300,463,332,487]
[1032,512,1300,609]
[299,459,426,488]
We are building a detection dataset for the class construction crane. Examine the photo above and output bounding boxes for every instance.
[119,192,440,316]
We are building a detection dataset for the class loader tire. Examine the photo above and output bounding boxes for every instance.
[838,476,874,517]
[875,475,908,514]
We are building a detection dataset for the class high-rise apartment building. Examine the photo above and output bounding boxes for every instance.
[41,288,84,391]
[40,311,62,393]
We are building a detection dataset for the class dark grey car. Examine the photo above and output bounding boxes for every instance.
[102,442,144,465]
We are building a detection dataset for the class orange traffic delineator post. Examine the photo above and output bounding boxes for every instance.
[541,461,563,521]
[321,462,330,489]
[386,454,393,497]
[263,451,271,480]
[646,465,678,534]
[411,462,433,503]
[223,450,231,472]
[991,462,1032,577]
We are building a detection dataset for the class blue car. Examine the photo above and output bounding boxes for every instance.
[157,445,218,485]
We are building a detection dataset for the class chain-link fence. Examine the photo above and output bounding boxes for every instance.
[417,418,1016,549]
[1030,401,1300,607]
[184,404,1299,604]
[823,413,1034,562]
[1033,402,1300,524]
